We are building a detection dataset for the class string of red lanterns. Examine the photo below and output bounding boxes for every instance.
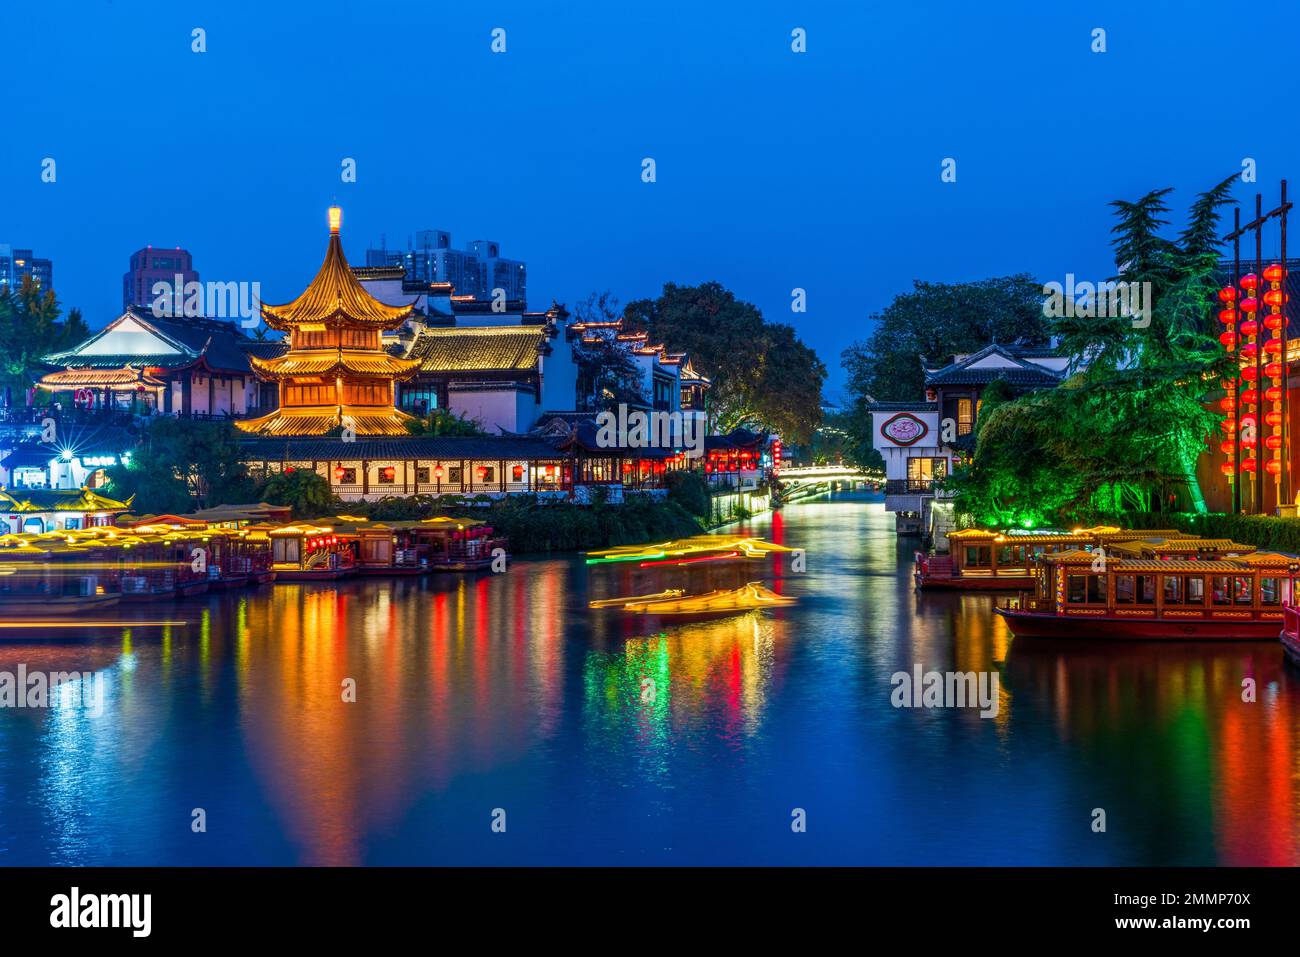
[1218,284,1240,480]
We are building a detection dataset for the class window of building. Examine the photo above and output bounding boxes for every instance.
[378,466,396,484]
[447,466,463,483]
[964,546,991,568]
[335,467,357,485]
[416,467,430,483]
[957,398,974,435]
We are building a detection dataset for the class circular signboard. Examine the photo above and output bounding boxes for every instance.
[879,412,929,446]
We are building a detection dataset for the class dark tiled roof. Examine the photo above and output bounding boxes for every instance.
[237,435,568,462]
[704,427,765,451]
[927,366,1062,386]
[867,401,938,412]
[551,422,678,457]
[405,326,545,373]
[44,309,261,374]
[924,343,1062,388]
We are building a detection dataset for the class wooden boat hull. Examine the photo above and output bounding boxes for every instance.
[273,568,353,581]
[0,593,121,617]
[209,575,250,590]
[252,571,277,585]
[178,581,210,597]
[431,559,494,572]
[121,588,177,603]
[355,565,426,576]
[1284,630,1300,667]
[916,573,1035,591]
[996,607,1283,641]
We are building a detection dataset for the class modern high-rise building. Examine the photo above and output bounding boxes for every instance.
[123,246,198,309]
[467,239,527,303]
[0,245,53,292]
[365,231,526,304]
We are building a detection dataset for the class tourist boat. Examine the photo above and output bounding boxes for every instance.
[266,524,356,581]
[588,589,685,609]
[995,547,1297,641]
[416,517,507,572]
[918,526,1196,591]
[620,582,797,618]
[0,537,122,617]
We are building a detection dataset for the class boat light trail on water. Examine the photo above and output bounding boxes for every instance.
[0,621,191,629]
[639,551,740,568]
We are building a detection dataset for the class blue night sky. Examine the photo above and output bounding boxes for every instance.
[3,0,1296,397]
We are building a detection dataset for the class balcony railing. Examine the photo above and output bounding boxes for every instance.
[885,478,936,495]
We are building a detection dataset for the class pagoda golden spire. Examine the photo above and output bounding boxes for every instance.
[235,209,420,437]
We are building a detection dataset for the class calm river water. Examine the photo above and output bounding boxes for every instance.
[0,491,1295,865]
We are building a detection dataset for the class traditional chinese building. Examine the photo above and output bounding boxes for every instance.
[236,207,422,437]
[39,308,266,416]
[0,487,130,534]
[872,340,1067,537]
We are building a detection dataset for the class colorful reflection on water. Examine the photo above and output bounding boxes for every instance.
[0,493,1296,864]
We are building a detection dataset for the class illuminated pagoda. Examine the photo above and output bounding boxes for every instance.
[236,207,422,437]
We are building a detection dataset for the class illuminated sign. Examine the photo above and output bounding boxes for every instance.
[879,412,929,447]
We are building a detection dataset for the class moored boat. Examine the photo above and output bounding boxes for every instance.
[0,537,123,618]
[920,526,1196,591]
[996,548,1297,641]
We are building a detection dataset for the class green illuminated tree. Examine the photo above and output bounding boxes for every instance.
[950,176,1238,525]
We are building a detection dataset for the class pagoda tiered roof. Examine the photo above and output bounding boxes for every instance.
[236,405,417,437]
[248,350,421,379]
[259,216,417,331]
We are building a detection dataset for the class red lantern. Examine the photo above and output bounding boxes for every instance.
[334,467,346,480]
[1264,263,1284,282]
[1265,338,1283,354]
[1242,458,1258,472]
[1219,286,1238,302]
[512,465,524,481]
[1218,396,1237,412]
[1219,440,1235,455]
[1266,459,1282,476]
[1266,361,1283,378]
[1242,366,1259,381]
[477,466,487,479]
[1221,461,1236,476]
[1266,435,1284,450]
[1241,274,1259,291]
[1264,314,1285,331]
[1222,418,1238,432]
[1219,331,1238,348]
[1264,289,1288,307]
[1239,319,1259,336]
[1219,308,1237,324]
[1240,297,1259,313]
[1241,388,1259,404]
[1241,343,1258,359]
[1265,386,1283,402]
[434,465,443,478]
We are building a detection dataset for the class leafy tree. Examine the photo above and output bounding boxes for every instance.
[104,419,258,513]
[949,176,1239,524]
[404,407,486,437]
[841,275,1049,405]
[571,291,645,412]
[0,276,89,407]
[261,468,336,518]
[622,281,826,443]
